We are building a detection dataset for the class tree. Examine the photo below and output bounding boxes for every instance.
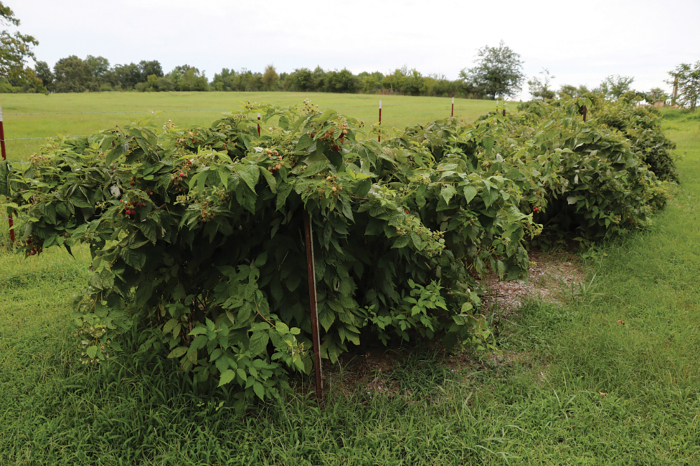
[1,2,41,89]
[558,84,589,98]
[53,55,97,93]
[261,64,279,91]
[85,55,110,80]
[597,75,634,101]
[34,60,53,89]
[645,87,668,105]
[667,62,700,110]
[139,60,163,79]
[528,68,555,100]
[459,41,524,99]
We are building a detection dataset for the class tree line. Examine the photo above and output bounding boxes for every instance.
[1,1,698,108]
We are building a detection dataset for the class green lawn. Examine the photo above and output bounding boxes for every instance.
[0,104,698,465]
[0,92,499,164]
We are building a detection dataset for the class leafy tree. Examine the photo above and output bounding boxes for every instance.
[85,55,110,80]
[34,60,53,89]
[110,63,141,90]
[53,55,98,93]
[597,75,634,101]
[645,87,668,105]
[667,62,700,110]
[139,60,163,79]
[261,64,279,91]
[0,1,42,90]
[558,84,590,98]
[459,41,524,99]
[528,68,555,100]
[212,68,237,91]
[167,65,208,91]
[287,68,314,92]
[311,66,325,91]
[323,68,358,94]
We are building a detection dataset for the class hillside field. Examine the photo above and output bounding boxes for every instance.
[0,92,498,164]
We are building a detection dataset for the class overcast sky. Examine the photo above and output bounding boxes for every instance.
[9,0,700,100]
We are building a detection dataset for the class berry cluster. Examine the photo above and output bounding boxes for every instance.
[119,198,145,217]
[23,235,43,256]
[266,148,286,174]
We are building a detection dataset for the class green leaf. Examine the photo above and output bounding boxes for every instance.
[260,167,277,193]
[238,164,260,193]
[121,248,147,271]
[162,318,179,335]
[218,369,236,387]
[167,346,188,358]
[249,331,269,355]
[86,346,98,359]
[253,381,265,400]
[392,235,410,249]
[440,185,457,204]
[463,185,477,203]
[254,251,267,267]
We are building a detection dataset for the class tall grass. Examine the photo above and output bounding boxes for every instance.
[0,106,698,465]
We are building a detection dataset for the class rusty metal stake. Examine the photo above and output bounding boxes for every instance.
[303,210,323,400]
[378,100,382,143]
[0,107,15,243]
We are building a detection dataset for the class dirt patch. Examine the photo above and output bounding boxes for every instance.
[482,250,587,317]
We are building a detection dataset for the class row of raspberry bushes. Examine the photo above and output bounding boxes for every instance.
[0,97,670,408]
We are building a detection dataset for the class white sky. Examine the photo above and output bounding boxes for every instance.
[9,0,700,100]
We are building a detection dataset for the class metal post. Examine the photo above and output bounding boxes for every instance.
[672,76,678,107]
[0,107,15,243]
[257,113,261,137]
[583,105,587,122]
[303,210,323,400]
[502,108,506,117]
[378,100,382,143]
[451,97,454,117]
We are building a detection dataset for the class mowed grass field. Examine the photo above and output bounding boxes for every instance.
[0,92,498,164]
[0,97,699,464]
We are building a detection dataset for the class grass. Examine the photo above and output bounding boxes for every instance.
[0,104,699,464]
[0,92,499,164]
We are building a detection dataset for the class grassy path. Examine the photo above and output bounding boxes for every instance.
[0,110,698,465]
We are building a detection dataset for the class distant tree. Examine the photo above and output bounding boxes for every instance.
[645,87,668,105]
[323,68,357,93]
[261,64,279,91]
[34,60,53,89]
[528,68,555,100]
[597,75,634,101]
[459,41,524,99]
[311,66,325,91]
[167,65,208,91]
[666,62,700,110]
[558,84,590,98]
[111,63,141,90]
[0,2,42,90]
[212,68,237,91]
[139,60,163,79]
[53,55,97,92]
[286,68,314,91]
[360,71,383,94]
[85,55,110,80]
[400,68,424,96]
